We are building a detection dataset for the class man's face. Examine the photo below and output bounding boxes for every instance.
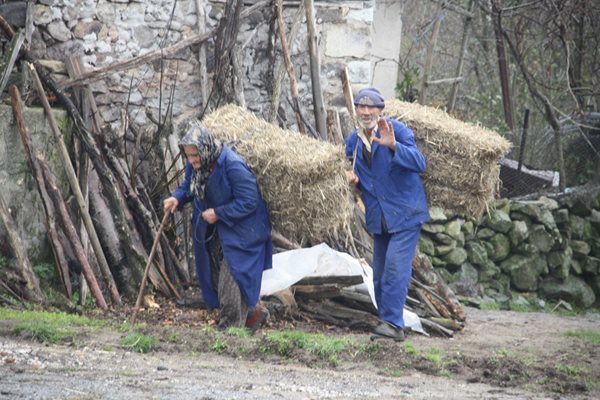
[183,145,202,170]
[356,104,381,131]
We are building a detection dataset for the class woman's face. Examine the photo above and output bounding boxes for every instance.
[183,145,202,170]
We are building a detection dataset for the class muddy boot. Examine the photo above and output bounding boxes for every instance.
[370,321,404,342]
[245,305,269,334]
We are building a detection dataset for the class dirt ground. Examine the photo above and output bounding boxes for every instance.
[1,299,599,400]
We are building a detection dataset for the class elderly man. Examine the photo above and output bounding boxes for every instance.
[345,87,430,341]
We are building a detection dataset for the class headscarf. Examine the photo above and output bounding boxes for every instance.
[179,121,222,200]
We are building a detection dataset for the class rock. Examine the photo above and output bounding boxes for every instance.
[486,273,511,297]
[435,243,457,257]
[442,247,468,267]
[478,259,501,282]
[476,227,495,240]
[428,206,447,223]
[509,294,531,311]
[511,201,557,230]
[539,276,596,308]
[570,240,591,260]
[501,254,545,292]
[481,209,512,233]
[547,246,573,280]
[582,256,600,275]
[433,232,456,245]
[466,241,488,266]
[444,220,464,242]
[418,235,435,256]
[508,220,529,246]
[569,215,586,240]
[462,220,475,240]
[589,209,600,230]
[552,208,569,226]
[488,233,511,262]
[528,225,555,253]
[422,223,445,234]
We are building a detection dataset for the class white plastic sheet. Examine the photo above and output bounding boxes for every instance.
[261,243,425,334]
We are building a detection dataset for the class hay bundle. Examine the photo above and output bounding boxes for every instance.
[202,104,353,245]
[383,99,511,218]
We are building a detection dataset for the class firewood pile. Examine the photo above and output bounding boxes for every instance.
[266,250,466,337]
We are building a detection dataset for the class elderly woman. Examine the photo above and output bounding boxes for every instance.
[164,122,272,331]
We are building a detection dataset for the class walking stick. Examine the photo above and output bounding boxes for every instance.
[131,210,171,324]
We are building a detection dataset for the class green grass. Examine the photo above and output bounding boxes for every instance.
[120,332,157,353]
[12,321,73,344]
[555,362,590,377]
[480,301,500,310]
[2,307,104,344]
[564,329,600,345]
[260,331,355,361]
[210,337,228,353]
[403,341,419,357]
[0,307,105,327]
[225,326,252,338]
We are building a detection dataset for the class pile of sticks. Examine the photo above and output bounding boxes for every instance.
[270,233,466,337]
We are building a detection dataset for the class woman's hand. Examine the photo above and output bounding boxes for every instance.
[202,208,219,224]
[163,196,179,214]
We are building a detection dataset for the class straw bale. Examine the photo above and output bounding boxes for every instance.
[383,99,511,218]
[202,104,353,245]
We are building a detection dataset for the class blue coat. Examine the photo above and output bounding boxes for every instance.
[172,147,272,309]
[345,118,430,233]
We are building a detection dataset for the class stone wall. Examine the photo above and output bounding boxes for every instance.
[0,105,70,261]
[419,187,600,309]
[28,0,399,136]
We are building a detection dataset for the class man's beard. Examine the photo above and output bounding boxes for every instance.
[358,117,377,130]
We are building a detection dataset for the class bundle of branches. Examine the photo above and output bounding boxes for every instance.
[384,100,512,219]
[202,104,353,246]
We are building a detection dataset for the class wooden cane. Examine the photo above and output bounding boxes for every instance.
[131,210,171,324]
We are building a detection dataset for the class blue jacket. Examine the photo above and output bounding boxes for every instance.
[172,147,272,308]
[345,118,430,234]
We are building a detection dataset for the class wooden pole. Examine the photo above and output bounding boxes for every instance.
[447,0,473,112]
[276,0,306,134]
[131,210,171,324]
[341,67,357,129]
[305,0,327,140]
[10,85,72,299]
[491,1,515,134]
[517,109,530,172]
[268,0,305,123]
[0,191,43,303]
[28,62,122,306]
[419,13,443,105]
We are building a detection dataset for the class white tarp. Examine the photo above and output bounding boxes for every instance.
[261,243,425,334]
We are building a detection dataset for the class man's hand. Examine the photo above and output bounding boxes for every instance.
[163,196,179,214]
[346,170,359,186]
[372,117,396,150]
[202,208,219,224]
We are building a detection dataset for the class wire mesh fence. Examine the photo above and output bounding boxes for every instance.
[498,112,600,199]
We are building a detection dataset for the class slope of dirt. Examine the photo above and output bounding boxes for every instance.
[1,302,599,400]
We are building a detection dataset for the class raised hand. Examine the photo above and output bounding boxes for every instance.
[372,117,396,150]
